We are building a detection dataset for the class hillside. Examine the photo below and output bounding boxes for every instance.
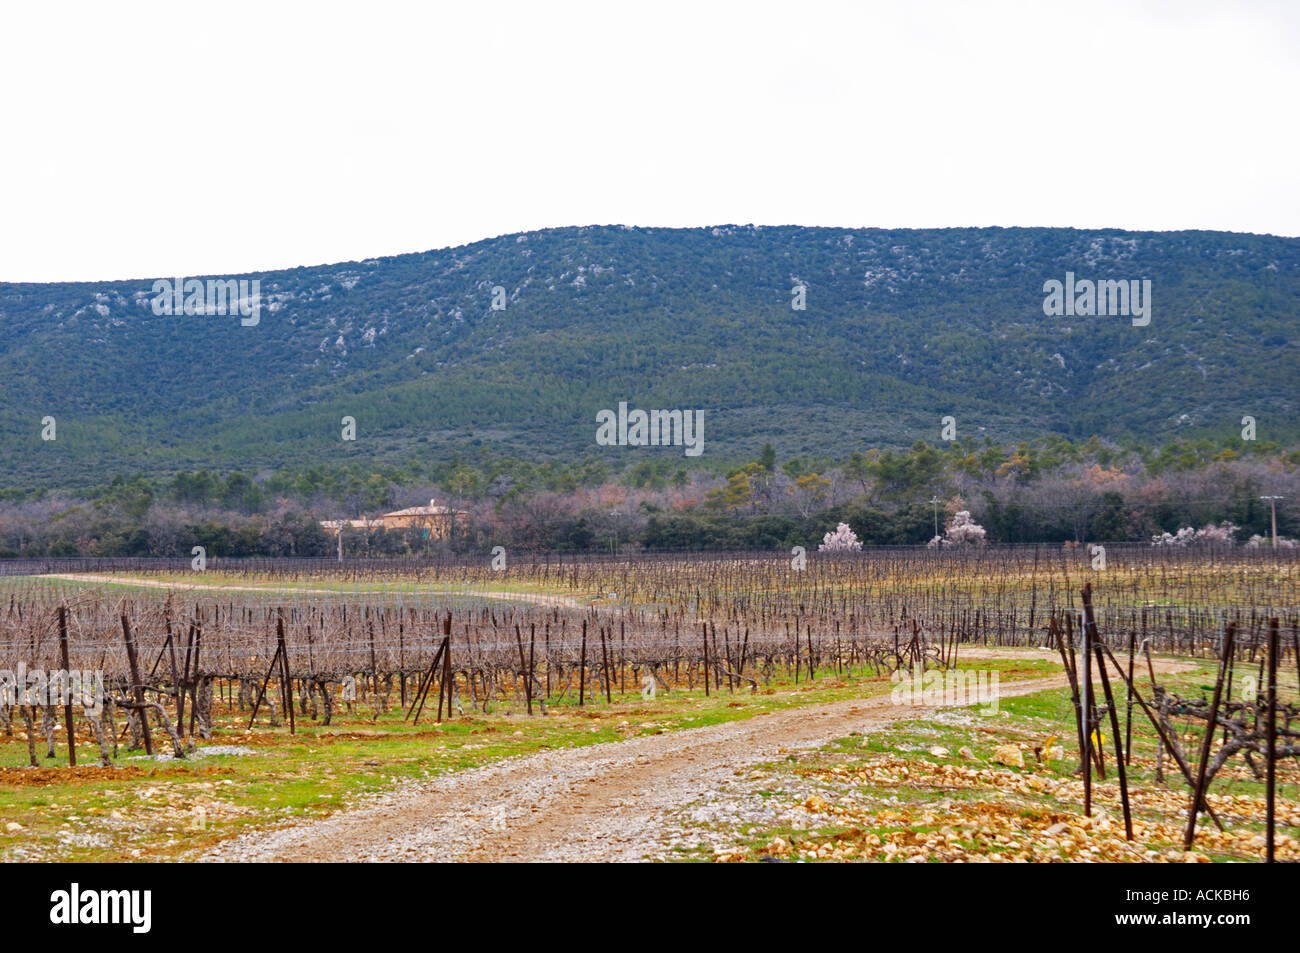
[1,225,1296,486]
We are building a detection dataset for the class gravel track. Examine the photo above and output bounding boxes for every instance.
[197,653,1191,863]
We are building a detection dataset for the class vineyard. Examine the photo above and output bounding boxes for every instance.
[0,545,1296,861]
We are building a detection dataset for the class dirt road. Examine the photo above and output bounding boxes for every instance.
[36,573,581,609]
[198,654,1190,863]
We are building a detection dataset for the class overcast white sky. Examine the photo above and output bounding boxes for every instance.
[1,0,1296,282]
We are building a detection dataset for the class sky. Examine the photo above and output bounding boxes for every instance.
[1,0,1296,282]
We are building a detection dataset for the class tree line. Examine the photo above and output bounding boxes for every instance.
[0,435,1294,558]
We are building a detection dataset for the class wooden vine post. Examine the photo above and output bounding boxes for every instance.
[1265,617,1278,863]
[121,613,153,756]
[58,606,76,766]
[1083,588,1132,840]
[1183,621,1235,850]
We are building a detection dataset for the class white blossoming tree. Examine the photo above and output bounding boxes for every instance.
[819,522,862,551]
[1152,522,1240,546]
[1247,533,1297,549]
[1194,522,1239,545]
[946,510,987,545]
[928,510,987,547]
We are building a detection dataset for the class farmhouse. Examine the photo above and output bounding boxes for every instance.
[321,499,467,539]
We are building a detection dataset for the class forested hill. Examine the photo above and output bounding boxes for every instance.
[1,225,1296,486]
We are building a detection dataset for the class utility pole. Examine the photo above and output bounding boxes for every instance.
[1260,496,1283,549]
[929,496,942,541]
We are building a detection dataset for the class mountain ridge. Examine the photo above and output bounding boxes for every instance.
[1,224,1296,486]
